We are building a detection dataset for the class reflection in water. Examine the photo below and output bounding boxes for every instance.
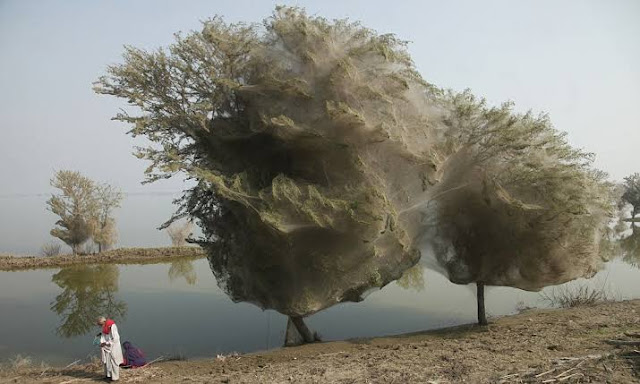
[168,260,197,285]
[620,232,640,268]
[396,264,425,292]
[0,257,637,365]
[50,265,127,338]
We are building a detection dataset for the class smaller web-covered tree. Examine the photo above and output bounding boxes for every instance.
[421,91,615,325]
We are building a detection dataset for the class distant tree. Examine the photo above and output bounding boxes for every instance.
[396,264,425,292]
[166,221,194,247]
[622,173,640,233]
[92,184,124,252]
[47,171,99,254]
[47,171,123,254]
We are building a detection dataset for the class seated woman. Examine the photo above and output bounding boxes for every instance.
[120,341,147,368]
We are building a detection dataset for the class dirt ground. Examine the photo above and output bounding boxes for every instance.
[2,299,639,383]
[0,247,206,271]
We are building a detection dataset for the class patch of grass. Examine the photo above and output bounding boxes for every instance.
[540,283,612,308]
[2,354,34,374]
[10,354,32,370]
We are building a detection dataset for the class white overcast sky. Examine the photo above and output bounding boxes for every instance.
[1,0,639,252]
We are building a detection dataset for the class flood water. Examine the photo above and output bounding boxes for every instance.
[1,257,639,366]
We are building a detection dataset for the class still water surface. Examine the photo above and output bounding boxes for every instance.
[0,258,638,365]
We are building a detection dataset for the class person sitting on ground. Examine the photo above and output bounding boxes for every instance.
[121,341,147,368]
[96,316,124,381]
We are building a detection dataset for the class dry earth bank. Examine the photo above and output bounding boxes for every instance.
[0,247,206,271]
[2,300,639,383]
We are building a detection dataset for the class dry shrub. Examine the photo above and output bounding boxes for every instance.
[166,221,194,247]
[9,354,32,371]
[540,283,612,308]
[41,242,62,257]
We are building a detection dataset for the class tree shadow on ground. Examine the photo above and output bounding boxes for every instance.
[621,350,639,379]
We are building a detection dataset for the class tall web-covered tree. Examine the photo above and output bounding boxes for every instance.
[95,8,432,341]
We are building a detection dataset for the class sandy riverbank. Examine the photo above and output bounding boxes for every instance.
[2,299,639,383]
[0,246,206,271]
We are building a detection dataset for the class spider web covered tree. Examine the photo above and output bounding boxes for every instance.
[95,7,614,335]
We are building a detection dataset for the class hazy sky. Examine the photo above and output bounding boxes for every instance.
[1,0,639,253]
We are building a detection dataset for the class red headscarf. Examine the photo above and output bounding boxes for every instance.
[102,319,116,334]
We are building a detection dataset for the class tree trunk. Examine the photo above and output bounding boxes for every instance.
[633,206,638,234]
[98,243,102,253]
[284,317,303,347]
[291,316,315,344]
[477,281,488,326]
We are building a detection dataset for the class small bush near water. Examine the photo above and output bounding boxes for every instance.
[540,283,613,308]
[40,242,62,257]
[7,354,32,371]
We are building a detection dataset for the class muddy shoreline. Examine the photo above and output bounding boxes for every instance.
[2,299,639,383]
[0,246,206,271]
